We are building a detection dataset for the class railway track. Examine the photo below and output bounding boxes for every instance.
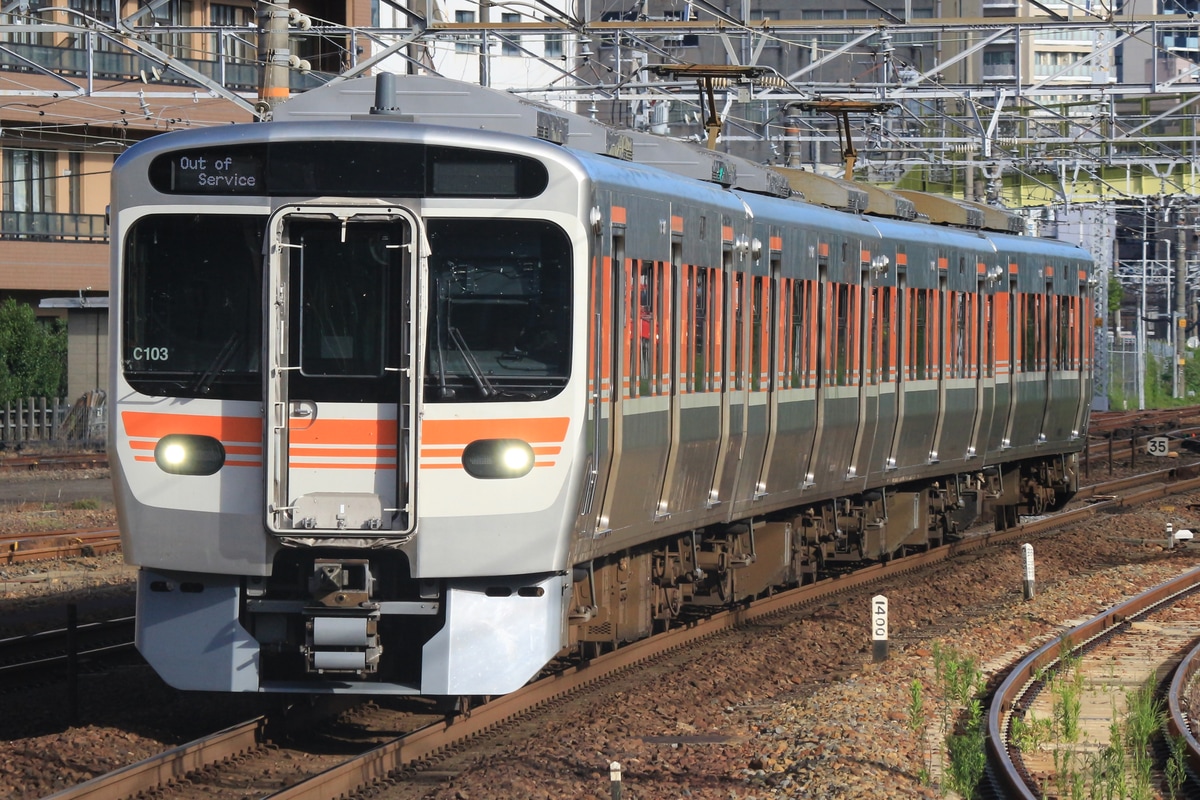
[0,452,107,472]
[1,527,121,564]
[988,567,1200,799]
[39,466,1200,800]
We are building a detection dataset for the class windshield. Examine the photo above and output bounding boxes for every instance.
[425,218,571,402]
[123,214,265,400]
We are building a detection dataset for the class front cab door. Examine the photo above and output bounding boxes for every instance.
[264,206,418,539]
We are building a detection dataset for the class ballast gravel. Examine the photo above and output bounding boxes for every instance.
[2,486,1199,799]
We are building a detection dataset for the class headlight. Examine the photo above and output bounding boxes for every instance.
[462,439,535,479]
[154,434,226,475]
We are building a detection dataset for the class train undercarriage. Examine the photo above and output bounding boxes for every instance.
[568,453,1078,652]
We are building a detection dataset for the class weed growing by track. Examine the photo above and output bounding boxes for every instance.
[1009,636,1185,799]
[926,643,987,799]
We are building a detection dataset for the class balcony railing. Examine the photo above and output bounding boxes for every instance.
[0,211,108,242]
[0,38,329,92]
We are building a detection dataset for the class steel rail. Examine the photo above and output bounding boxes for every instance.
[41,719,267,800]
[1166,634,1200,781]
[39,470,1200,800]
[2,528,121,564]
[988,567,1200,798]
[258,475,1200,799]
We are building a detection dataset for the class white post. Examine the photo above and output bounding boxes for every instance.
[1021,543,1035,600]
[871,594,888,662]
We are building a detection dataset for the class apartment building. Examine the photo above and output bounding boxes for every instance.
[0,0,350,398]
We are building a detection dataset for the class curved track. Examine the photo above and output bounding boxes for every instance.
[989,567,1200,798]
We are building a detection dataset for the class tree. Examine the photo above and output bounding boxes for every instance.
[0,298,67,405]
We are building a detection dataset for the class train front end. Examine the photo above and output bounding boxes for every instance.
[109,123,588,695]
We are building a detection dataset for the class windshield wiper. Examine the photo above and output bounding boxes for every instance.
[190,332,242,395]
[447,326,496,398]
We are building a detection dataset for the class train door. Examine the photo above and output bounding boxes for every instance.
[928,274,950,460]
[712,219,752,510]
[264,206,418,537]
[845,249,883,486]
[886,273,908,470]
[969,287,996,456]
[999,274,1021,449]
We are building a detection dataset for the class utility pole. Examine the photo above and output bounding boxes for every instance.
[1176,211,1189,398]
[257,0,291,120]
[478,0,490,87]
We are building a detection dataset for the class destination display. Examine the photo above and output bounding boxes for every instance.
[148,141,549,199]
[168,152,263,192]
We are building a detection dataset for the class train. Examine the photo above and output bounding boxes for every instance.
[109,74,1093,696]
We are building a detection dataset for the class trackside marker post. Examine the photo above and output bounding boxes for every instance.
[610,761,622,799]
[1022,543,1035,600]
[871,594,888,662]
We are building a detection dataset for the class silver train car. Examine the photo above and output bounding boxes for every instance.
[109,75,1093,696]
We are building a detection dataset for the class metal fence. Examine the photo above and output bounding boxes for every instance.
[0,391,106,448]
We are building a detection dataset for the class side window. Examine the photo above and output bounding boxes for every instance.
[913,288,928,380]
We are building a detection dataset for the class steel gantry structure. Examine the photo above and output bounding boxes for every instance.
[3,0,1200,404]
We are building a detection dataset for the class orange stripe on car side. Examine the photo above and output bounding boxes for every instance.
[289,446,397,458]
[122,411,260,442]
[422,417,569,445]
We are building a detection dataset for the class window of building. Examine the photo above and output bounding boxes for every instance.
[455,10,476,53]
[68,151,81,215]
[544,16,562,58]
[140,0,193,58]
[211,4,255,63]
[748,10,780,49]
[4,0,60,46]
[501,12,522,56]
[4,149,55,215]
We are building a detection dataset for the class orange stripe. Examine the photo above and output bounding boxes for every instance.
[423,462,556,470]
[423,417,569,445]
[722,225,733,242]
[419,444,561,458]
[769,235,782,251]
[259,87,289,98]
[1009,263,1019,273]
[818,242,829,257]
[288,462,396,470]
[938,257,948,270]
[289,462,398,470]
[289,446,396,457]
[422,447,465,458]
[130,439,264,457]
[895,252,907,266]
[290,419,397,445]
[1045,265,1055,277]
[611,206,627,225]
[134,454,260,467]
[671,215,683,234]
[860,249,871,263]
[123,411,260,442]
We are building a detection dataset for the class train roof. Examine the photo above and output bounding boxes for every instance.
[273,74,1027,234]
[272,74,790,199]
